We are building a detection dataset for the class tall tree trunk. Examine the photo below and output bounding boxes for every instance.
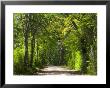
[36,39,39,62]
[30,35,35,67]
[81,48,87,74]
[80,38,88,74]
[24,14,29,66]
[24,30,28,66]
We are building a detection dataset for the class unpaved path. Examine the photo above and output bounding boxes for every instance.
[35,66,81,75]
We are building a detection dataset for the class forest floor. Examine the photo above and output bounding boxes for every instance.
[34,66,81,75]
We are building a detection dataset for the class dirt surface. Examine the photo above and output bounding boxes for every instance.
[35,66,81,75]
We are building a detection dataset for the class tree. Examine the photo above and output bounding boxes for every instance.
[13,13,97,75]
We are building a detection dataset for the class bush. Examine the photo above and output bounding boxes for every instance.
[75,51,82,70]
[14,48,24,74]
[14,48,37,75]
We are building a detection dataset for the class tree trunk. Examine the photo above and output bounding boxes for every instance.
[30,35,35,67]
[81,49,87,74]
[80,38,88,74]
[60,45,65,65]
[24,30,28,66]
[24,14,29,66]
[36,39,39,62]
[58,40,64,65]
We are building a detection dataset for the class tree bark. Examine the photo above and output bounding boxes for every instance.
[36,39,39,62]
[80,39,88,74]
[60,45,65,65]
[24,28,29,66]
[30,35,35,67]
[24,14,29,66]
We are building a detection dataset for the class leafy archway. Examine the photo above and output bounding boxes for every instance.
[13,13,97,75]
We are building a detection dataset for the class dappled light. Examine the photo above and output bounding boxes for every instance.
[13,13,97,75]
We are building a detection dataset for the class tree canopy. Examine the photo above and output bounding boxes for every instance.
[14,13,97,75]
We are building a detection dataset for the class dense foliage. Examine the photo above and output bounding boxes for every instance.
[13,13,97,75]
